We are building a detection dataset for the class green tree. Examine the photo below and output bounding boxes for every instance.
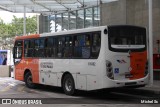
[11,15,37,36]
[0,18,7,37]
[26,16,37,34]
[0,15,37,37]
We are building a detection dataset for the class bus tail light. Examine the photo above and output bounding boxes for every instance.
[106,60,112,67]
[106,60,114,79]
[144,61,148,76]
[107,67,112,73]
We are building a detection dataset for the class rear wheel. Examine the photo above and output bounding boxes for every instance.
[24,72,35,88]
[62,74,75,95]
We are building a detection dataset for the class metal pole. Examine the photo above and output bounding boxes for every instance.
[23,6,26,35]
[37,15,39,34]
[148,0,153,85]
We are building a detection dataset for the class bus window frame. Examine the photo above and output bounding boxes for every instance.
[24,39,35,58]
[108,26,147,53]
[13,40,23,59]
[13,40,23,65]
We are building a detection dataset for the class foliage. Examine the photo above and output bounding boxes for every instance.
[0,15,37,38]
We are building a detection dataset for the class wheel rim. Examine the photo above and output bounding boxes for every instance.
[65,78,72,92]
[27,75,33,85]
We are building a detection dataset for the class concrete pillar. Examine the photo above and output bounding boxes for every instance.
[100,0,127,26]
[126,0,148,27]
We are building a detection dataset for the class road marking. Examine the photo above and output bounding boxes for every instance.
[0,85,12,92]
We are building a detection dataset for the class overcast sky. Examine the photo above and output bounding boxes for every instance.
[0,11,37,23]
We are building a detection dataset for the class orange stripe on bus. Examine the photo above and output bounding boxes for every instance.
[129,51,147,80]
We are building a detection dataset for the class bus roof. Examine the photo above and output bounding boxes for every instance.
[14,26,108,40]
[14,26,109,40]
[14,25,145,40]
[15,34,40,40]
[40,26,107,37]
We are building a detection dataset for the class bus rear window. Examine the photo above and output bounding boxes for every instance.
[108,26,146,52]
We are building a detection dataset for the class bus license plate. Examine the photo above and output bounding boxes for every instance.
[125,73,133,78]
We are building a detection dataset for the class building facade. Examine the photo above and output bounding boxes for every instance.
[101,0,160,54]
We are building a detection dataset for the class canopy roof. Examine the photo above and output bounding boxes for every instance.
[0,0,117,15]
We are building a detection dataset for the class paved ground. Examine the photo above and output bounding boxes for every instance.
[139,80,160,94]
[0,77,159,107]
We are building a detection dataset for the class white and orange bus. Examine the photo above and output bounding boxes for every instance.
[13,25,149,95]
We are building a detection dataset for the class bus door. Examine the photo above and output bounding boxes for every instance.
[13,40,23,80]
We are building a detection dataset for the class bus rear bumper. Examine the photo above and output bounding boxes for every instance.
[103,75,149,88]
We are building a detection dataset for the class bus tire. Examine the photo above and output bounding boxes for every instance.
[24,72,35,89]
[62,74,75,95]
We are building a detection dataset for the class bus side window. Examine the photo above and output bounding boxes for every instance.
[45,38,48,57]
[29,40,35,57]
[78,35,85,46]
[73,35,82,58]
[91,33,101,58]
[64,36,72,58]
[14,40,23,59]
[82,34,91,58]
[46,37,53,57]
[24,40,29,57]
[73,34,91,59]
[85,35,90,46]
[39,39,45,57]
[34,39,40,57]
[52,38,57,57]
[57,37,65,58]
[74,37,78,46]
